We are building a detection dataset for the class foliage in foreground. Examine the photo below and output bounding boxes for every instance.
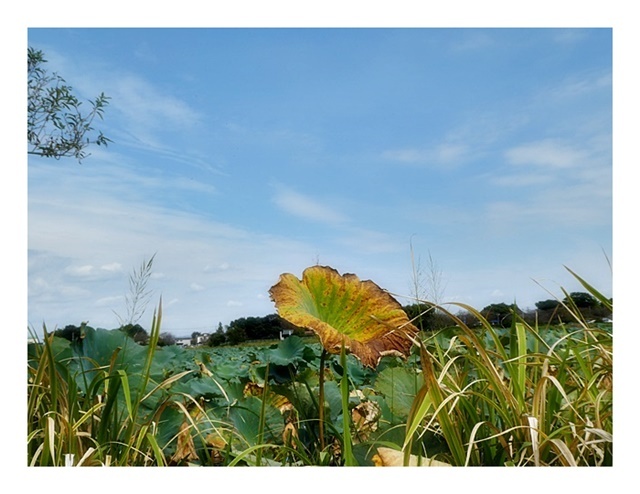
[27,268,612,466]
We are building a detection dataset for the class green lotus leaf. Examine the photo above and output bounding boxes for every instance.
[269,265,418,368]
[374,366,424,418]
[265,335,308,366]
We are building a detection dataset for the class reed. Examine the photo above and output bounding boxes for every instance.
[402,269,612,466]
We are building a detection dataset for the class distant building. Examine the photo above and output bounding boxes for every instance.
[194,333,210,345]
[176,337,192,347]
[176,333,211,347]
[279,328,294,340]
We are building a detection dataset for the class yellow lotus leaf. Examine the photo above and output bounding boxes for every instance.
[269,265,418,368]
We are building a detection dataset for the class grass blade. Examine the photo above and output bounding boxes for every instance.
[340,341,357,466]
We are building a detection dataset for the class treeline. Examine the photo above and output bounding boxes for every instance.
[51,291,611,347]
[207,314,303,346]
[405,291,612,330]
[52,314,304,348]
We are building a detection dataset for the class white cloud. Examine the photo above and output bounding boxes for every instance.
[41,49,210,169]
[505,139,589,169]
[272,183,348,225]
[491,173,553,187]
[544,70,612,101]
[382,143,468,168]
[95,295,123,307]
[107,74,202,138]
[65,265,95,277]
[551,29,590,45]
[100,262,123,272]
[485,186,610,230]
[28,161,319,332]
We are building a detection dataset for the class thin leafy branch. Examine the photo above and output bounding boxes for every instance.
[28,47,111,163]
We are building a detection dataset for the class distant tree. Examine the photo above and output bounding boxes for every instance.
[456,309,481,328]
[533,299,563,325]
[481,303,522,328]
[158,332,176,347]
[535,299,560,311]
[562,292,598,309]
[119,323,149,345]
[53,323,85,343]
[225,325,247,346]
[28,47,111,162]
[403,303,435,332]
[226,315,283,343]
[561,292,611,322]
[208,324,227,347]
[221,314,297,345]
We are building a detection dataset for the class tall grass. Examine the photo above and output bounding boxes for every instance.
[27,301,182,466]
[402,269,612,466]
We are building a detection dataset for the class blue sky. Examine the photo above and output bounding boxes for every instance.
[26,27,613,336]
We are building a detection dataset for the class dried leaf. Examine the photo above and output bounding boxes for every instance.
[205,433,228,465]
[170,421,199,465]
[373,447,451,467]
[352,400,381,442]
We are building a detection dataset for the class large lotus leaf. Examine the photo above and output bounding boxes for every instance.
[374,366,424,419]
[269,265,418,368]
[330,353,377,386]
[210,360,251,382]
[264,335,308,366]
[228,396,284,447]
[73,327,147,370]
[171,376,227,401]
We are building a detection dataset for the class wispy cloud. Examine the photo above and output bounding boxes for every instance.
[382,143,469,168]
[505,139,589,169]
[109,74,202,136]
[36,48,213,171]
[544,70,612,101]
[485,191,610,231]
[490,173,554,187]
[28,162,321,331]
[271,183,349,225]
[550,29,591,45]
[64,263,124,280]
[43,47,202,135]
[381,110,529,170]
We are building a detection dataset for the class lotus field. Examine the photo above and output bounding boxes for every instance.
[27,266,612,466]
